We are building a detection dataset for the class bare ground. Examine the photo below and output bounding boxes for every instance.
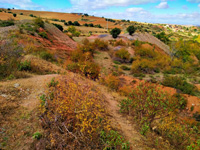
[0,74,59,150]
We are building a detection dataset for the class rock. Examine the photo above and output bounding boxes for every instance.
[14,83,20,88]
[1,94,8,98]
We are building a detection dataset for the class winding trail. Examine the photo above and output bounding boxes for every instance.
[98,86,147,150]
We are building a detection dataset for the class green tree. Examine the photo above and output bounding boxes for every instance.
[110,28,121,38]
[52,23,63,31]
[127,25,136,35]
[13,13,17,17]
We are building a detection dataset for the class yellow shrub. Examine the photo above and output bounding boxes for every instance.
[104,74,120,90]
[39,77,111,149]
[131,58,155,73]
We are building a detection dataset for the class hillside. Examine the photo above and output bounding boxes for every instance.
[0,9,200,150]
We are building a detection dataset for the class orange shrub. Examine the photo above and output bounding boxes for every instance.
[114,39,126,46]
[93,38,109,51]
[115,48,130,62]
[104,74,120,90]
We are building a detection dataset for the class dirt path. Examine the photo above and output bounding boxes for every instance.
[98,87,147,150]
[0,74,59,150]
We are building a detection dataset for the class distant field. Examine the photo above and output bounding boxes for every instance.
[0,9,121,29]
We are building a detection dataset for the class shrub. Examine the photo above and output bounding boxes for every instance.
[84,23,88,27]
[20,13,23,15]
[37,76,117,149]
[39,51,54,62]
[119,82,193,150]
[79,61,100,79]
[38,32,48,39]
[68,20,73,25]
[33,132,42,140]
[127,25,136,35]
[13,13,17,17]
[110,28,121,38]
[29,14,34,17]
[64,22,68,26]
[114,39,126,46]
[115,48,130,62]
[100,130,130,150]
[135,48,157,59]
[113,60,121,65]
[155,32,170,44]
[0,19,14,27]
[120,65,131,70]
[104,74,120,90]
[131,59,155,74]
[88,23,94,27]
[162,76,198,96]
[67,26,80,36]
[73,21,80,26]
[34,17,44,28]
[61,19,65,22]
[52,23,63,31]
[51,18,59,21]
[18,61,31,71]
[93,39,108,51]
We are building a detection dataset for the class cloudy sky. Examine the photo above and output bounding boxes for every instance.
[0,0,200,25]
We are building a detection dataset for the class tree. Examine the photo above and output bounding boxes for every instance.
[127,25,136,35]
[34,17,44,28]
[110,28,121,38]
[52,23,63,31]
[13,13,17,17]
[73,21,80,26]
[68,21,73,25]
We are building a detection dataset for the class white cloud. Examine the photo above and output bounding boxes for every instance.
[0,0,38,9]
[198,4,200,8]
[156,2,169,9]
[70,0,159,10]
[126,7,144,13]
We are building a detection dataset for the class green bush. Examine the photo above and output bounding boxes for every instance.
[38,32,48,39]
[113,60,121,65]
[100,130,130,150]
[120,65,131,70]
[18,61,31,71]
[61,19,65,22]
[73,21,80,26]
[20,13,23,15]
[52,18,59,21]
[162,76,199,96]
[29,14,34,17]
[0,19,14,27]
[52,23,63,31]
[13,13,17,17]
[115,48,130,61]
[39,51,55,62]
[68,21,73,25]
[127,25,136,35]
[33,132,42,140]
[34,17,44,28]
[110,28,121,38]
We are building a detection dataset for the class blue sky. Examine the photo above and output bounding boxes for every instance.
[0,0,200,25]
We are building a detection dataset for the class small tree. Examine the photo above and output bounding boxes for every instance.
[127,25,136,35]
[34,17,44,28]
[73,21,80,26]
[110,28,121,38]
[52,23,63,31]
[13,13,17,17]
[68,21,73,25]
